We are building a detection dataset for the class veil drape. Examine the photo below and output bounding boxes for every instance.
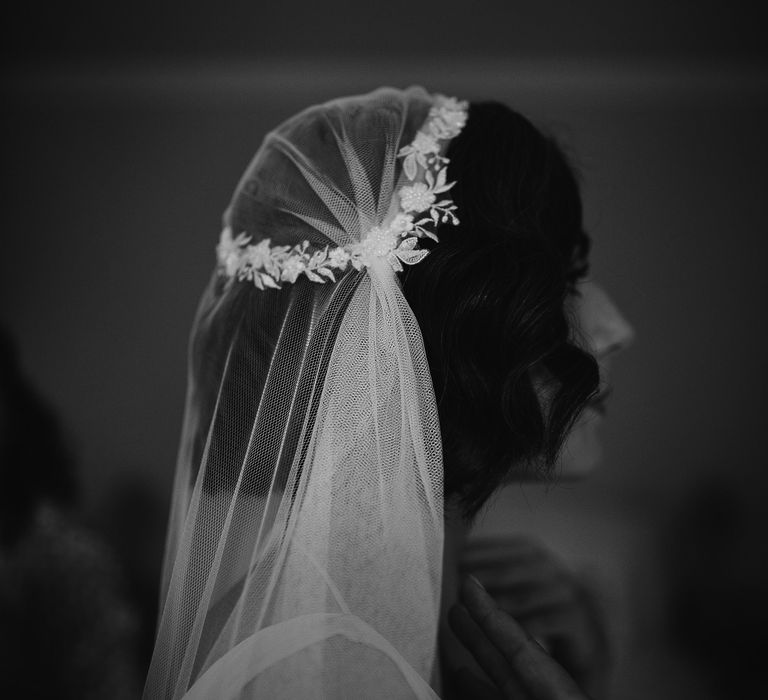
[144,87,449,699]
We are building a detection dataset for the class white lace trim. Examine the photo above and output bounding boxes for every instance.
[217,94,468,290]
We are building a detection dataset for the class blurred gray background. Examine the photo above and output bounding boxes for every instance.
[2,2,767,698]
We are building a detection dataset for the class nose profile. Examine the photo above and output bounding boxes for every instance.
[578,281,635,358]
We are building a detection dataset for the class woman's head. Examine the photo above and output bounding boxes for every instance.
[401,101,615,518]
[191,91,631,517]
[152,91,633,694]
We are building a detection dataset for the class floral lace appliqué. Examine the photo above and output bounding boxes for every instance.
[218,94,468,289]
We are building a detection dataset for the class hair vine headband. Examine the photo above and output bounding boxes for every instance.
[216,95,468,290]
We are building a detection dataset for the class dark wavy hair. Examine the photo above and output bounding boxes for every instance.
[401,101,599,519]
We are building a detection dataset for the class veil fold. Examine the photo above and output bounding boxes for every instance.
[144,87,448,699]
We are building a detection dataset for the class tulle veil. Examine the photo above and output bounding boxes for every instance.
[144,87,456,699]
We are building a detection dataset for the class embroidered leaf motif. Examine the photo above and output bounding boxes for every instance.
[403,153,418,180]
[262,274,281,289]
[387,254,404,272]
[397,248,429,266]
[305,270,325,283]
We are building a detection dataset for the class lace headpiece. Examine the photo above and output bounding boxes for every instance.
[216,95,467,288]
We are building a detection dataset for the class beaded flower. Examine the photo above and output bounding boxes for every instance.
[217,94,468,290]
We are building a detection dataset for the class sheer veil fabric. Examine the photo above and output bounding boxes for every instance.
[145,87,451,699]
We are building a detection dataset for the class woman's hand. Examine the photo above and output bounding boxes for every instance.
[448,575,592,699]
[459,537,610,698]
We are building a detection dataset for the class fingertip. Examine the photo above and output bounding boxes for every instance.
[460,574,495,612]
[468,574,486,591]
[447,602,469,633]
[460,573,487,597]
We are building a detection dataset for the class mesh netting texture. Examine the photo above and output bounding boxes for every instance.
[144,87,446,699]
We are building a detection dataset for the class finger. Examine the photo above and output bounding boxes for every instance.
[459,576,534,655]
[448,604,529,698]
[460,576,588,699]
[513,617,582,669]
[510,601,608,692]
[452,667,506,700]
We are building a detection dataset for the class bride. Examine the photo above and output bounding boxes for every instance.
[144,87,632,699]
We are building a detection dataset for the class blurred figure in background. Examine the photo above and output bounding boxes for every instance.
[0,325,142,699]
[91,475,168,672]
[0,325,77,547]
